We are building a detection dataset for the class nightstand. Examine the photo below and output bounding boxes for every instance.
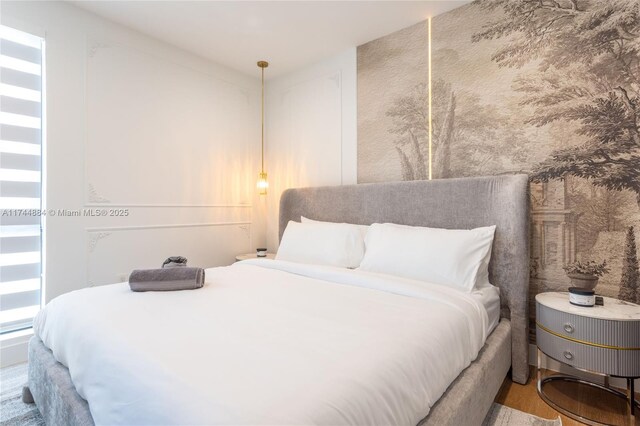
[235,253,276,262]
[536,292,640,425]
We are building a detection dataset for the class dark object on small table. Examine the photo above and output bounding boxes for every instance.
[568,287,595,307]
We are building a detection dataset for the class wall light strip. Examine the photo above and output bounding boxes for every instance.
[427,17,432,181]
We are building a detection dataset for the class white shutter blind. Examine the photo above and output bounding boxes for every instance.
[0,25,43,334]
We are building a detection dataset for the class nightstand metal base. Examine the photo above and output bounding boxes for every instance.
[537,349,639,426]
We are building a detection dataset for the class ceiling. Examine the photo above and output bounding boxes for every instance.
[70,1,469,79]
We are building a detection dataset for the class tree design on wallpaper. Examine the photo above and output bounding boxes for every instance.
[464,0,640,321]
[386,81,457,180]
[473,0,640,201]
[388,80,532,179]
[386,83,429,180]
[619,226,640,303]
[358,0,640,345]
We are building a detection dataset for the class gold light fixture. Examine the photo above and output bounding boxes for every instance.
[257,60,269,195]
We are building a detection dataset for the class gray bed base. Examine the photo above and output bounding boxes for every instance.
[28,337,94,426]
[27,175,528,425]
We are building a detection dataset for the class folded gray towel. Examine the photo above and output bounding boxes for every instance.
[129,267,205,292]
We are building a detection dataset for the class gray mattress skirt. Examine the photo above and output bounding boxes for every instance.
[28,335,94,426]
[28,320,511,426]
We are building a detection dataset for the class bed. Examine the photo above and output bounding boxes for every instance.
[26,174,530,426]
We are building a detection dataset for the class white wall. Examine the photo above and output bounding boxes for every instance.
[264,49,357,250]
[0,1,356,366]
[1,1,263,305]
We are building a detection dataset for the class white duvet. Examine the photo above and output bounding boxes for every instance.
[34,260,490,426]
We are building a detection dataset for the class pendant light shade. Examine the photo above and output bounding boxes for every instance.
[257,60,269,195]
[257,171,268,194]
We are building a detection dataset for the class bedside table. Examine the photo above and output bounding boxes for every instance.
[536,292,640,425]
[235,253,275,262]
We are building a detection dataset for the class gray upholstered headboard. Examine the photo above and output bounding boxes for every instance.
[279,174,530,384]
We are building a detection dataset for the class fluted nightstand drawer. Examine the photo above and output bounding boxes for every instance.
[537,303,640,348]
[537,328,613,374]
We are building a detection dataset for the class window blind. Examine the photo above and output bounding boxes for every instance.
[0,25,43,334]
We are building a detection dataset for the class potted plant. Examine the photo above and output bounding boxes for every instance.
[563,260,609,290]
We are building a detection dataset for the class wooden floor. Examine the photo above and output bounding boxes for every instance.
[495,367,639,426]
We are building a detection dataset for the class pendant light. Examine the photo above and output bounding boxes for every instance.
[257,60,269,195]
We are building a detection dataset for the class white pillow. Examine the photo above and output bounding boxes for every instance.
[474,245,494,290]
[301,216,369,240]
[276,220,366,268]
[358,223,496,292]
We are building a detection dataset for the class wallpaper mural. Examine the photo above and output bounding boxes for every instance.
[357,0,640,341]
